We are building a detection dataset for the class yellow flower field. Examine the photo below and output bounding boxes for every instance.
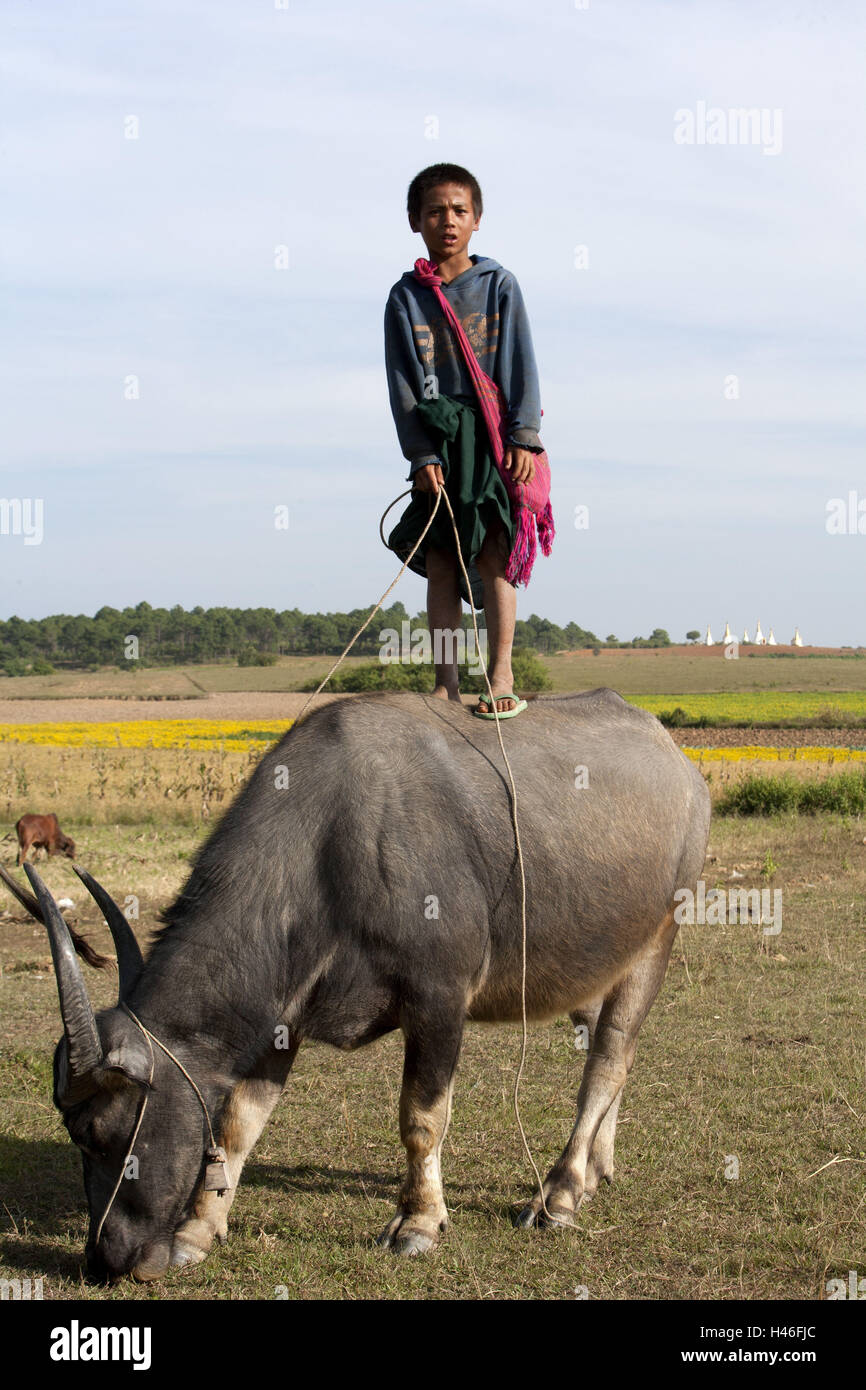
[1,717,865,762]
[681,746,866,764]
[627,691,866,720]
[0,720,295,752]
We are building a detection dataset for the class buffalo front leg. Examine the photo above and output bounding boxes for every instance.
[517,914,678,1229]
[377,1017,463,1256]
[171,1035,301,1267]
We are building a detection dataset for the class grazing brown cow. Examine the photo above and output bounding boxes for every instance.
[16,813,76,866]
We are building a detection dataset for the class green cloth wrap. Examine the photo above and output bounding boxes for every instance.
[386,393,515,610]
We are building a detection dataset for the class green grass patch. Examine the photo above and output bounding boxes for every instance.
[717,769,866,816]
[301,648,552,695]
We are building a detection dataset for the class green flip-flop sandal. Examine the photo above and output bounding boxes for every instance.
[473,692,529,720]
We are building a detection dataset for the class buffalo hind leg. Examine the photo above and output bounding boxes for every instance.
[171,1035,301,1267]
[377,1014,463,1256]
[568,999,619,1198]
[584,1092,623,1198]
[517,912,677,1229]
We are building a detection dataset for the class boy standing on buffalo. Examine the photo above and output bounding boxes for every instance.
[384,163,548,718]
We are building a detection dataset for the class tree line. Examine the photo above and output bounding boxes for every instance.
[0,602,671,675]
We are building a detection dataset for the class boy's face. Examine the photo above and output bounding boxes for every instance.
[410,182,480,264]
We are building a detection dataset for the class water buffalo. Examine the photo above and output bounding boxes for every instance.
[23,689,710,1281]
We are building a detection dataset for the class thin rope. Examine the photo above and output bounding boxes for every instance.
[434,488,553,1224]
[125,1007,218,1151]
[93,1025,155,1247]
[300,480,552,1223]
[293,488,443,728]
[93,1006,222,1246]
[94,486,553,1240]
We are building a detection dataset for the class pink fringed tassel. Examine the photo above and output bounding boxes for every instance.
[506,505,538,587]
[536,500,555,556]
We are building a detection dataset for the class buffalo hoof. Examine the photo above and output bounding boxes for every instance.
[170,1239,208,1268]
[583,1172,612,1201]
[513,1202,576,1231]
[376,1212,444,1256]
[131,1242,172,1281]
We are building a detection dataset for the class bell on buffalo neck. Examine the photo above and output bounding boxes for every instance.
[204,1145,232,1194]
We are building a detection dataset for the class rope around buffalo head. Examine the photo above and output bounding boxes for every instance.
[92,1006,225,1248]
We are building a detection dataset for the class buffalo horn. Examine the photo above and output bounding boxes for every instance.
[23,863,103,1085]
[72,864,144,1001]
[0,862,114,971]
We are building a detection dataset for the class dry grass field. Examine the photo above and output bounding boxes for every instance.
[1,645,865,705]
[545,647,866,696]
[0,657,370,703]
[1,812,863,1301]
[1,741,865,838]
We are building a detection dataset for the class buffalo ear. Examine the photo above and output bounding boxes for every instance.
[96,1014,154,1089]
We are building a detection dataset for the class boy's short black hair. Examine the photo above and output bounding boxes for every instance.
[407,164,483,222]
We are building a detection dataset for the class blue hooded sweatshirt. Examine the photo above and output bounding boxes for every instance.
[384,255,543,479]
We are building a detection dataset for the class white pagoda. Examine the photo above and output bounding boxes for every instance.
[754,620,766,645]
[742,628,751,644]
[704,625,714,645]
[792,628,803,646]
[722,621,733,643]
[767,628,777,645]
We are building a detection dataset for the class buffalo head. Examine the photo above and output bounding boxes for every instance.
[24,863,222,1282]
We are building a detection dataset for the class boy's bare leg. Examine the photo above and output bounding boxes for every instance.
[413,465,462,703]
[425,544,463,701]
[475,523,518,713]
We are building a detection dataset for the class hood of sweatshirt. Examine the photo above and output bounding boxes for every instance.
[391,255,503,298]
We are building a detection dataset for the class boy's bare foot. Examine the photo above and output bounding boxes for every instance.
[475,691,518,714]
[432,682,462,703]
[475,669,517,714]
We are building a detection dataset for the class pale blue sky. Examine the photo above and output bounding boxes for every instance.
[1,0,864,644]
